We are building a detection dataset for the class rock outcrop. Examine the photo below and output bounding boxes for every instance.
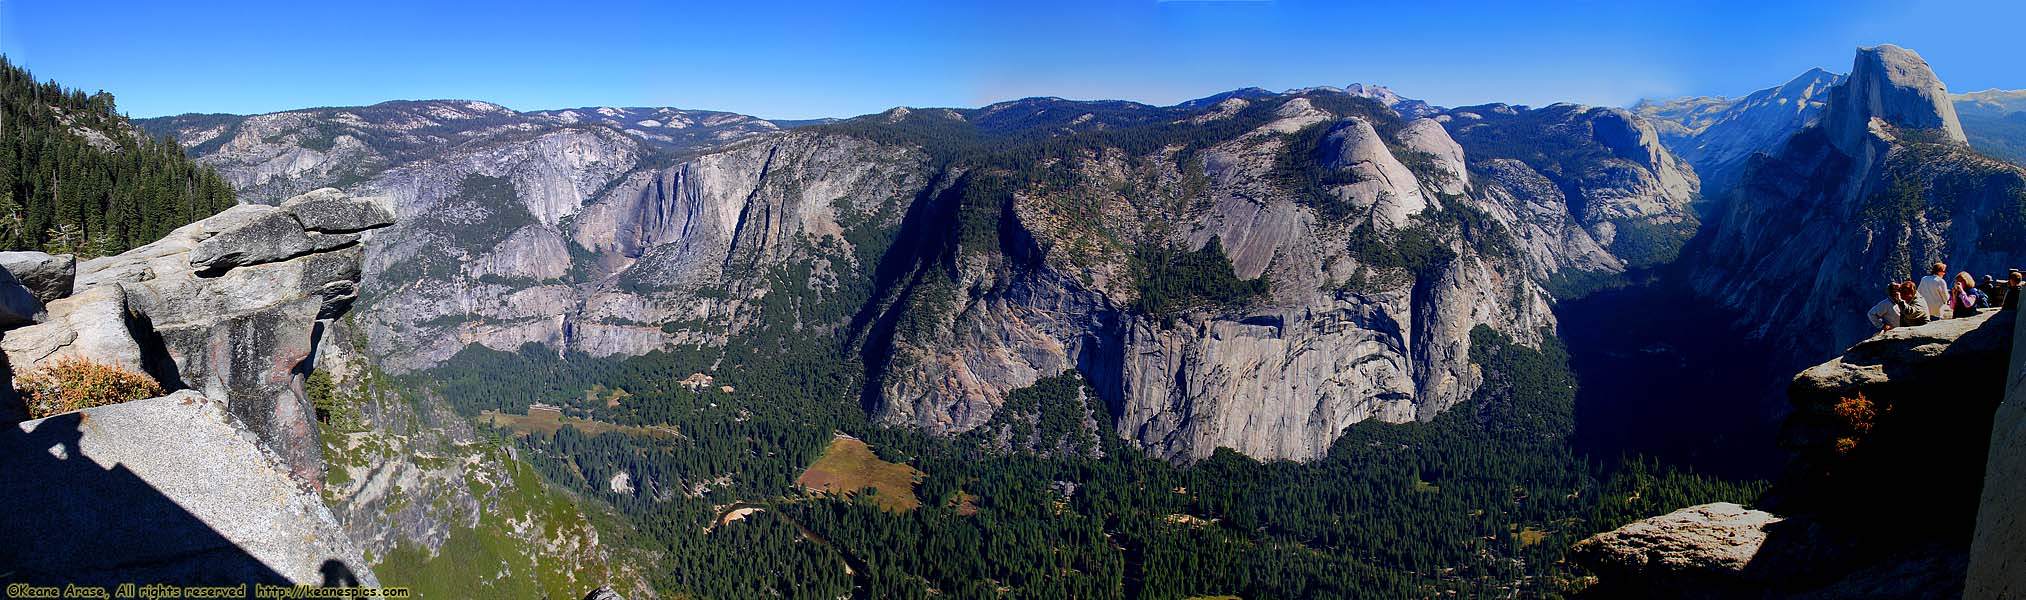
[1573,501,1966,599]
[1322,117,1435,227]
[1440,102,1701,270]
[5,188,394,484]
[0,251,75,304]
[1772,311,2011,524]
[1571,503,1786,595]
[0,247,69,330]
[0,188,395,586]
[1396,118,1468,195]
[0,391,378,586]
[0,265,47,328]
[1577,311,2011,598]
[0,286,146,382]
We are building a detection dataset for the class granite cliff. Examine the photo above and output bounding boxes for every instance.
[1968,292,2026,597]
[147,88,1698,462]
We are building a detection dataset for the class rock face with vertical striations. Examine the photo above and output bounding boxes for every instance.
[1823,44,1967,154]
[861,95,1610,461]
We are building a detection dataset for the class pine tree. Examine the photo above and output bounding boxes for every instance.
[86,230,117,259]
[42,223,79,254]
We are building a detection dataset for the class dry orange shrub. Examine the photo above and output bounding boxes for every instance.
[1831,392,1880,457]
[15,357,162,419]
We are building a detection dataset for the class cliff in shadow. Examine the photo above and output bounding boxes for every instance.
[1574,310,2014,599]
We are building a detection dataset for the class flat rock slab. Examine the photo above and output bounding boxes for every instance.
[0,391,377,586]
[1574,502,1779,579]
[282,188,396,233]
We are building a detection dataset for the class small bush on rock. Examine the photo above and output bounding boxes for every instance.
[1831,392,1881,457]
[16,357,162,419]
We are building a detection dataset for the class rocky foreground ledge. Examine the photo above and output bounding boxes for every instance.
[1574,311,2013,599]
[0,188,392,585]
[0,392,379,585]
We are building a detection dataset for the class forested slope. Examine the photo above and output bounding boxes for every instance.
[0,56,234,256]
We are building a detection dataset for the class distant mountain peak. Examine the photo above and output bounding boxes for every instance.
[1631,65,1845,196]
[1174,87,1276,108]
[1825,44,1967,152]
[1342,83,1404,104]
[1341,83,1440,119]
[1776,67,1842,97]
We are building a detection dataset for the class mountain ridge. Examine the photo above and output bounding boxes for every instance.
[148,85,1698,464]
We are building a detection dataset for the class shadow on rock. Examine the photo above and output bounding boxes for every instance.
[0,412,291,585]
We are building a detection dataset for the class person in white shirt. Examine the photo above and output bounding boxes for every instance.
[1919,261,1951,319]
[1868,283,1903,331]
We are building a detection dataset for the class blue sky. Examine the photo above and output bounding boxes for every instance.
[3,0,2021,120]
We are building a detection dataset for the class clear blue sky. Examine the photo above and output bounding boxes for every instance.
[3,0,2020,120]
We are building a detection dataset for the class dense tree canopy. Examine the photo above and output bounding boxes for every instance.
[0,56,234,256]
[417,323,1759,599]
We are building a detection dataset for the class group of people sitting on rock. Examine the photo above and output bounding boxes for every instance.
[1869,261,2021,332]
